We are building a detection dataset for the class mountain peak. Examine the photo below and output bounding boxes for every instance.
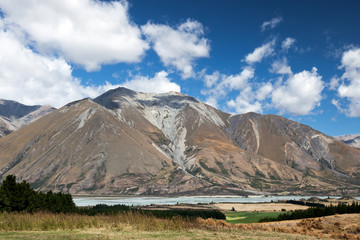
[0,99,55,137]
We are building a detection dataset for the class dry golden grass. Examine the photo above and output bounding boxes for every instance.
[0,211,359,239]
[0,211,195,232]
[214,202,309,212]
[231,213,360,240]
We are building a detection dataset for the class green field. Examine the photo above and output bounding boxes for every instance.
[225,211,281,224]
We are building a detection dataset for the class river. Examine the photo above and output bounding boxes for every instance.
[73,195,359,207]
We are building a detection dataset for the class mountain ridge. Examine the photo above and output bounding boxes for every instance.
[0,87,359,195]
[336,134,360,149]
[0,99,55,137]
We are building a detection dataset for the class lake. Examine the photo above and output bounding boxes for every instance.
[73,195,358,206]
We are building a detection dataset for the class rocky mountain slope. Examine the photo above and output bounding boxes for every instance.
[335,134,360,149]
[0,99,55,137]
[0,88,359,195]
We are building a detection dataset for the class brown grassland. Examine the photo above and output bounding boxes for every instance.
[0,211,359,239]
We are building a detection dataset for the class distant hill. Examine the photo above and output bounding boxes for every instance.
[335,134,360,150]
[0,99,55,137]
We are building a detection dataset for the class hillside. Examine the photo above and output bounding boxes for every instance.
[0,88,359,195]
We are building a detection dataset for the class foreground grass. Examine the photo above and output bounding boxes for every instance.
[0,229,324,240]
[0,212,344,239]
[0,211,197,231]
[225,211,281,224]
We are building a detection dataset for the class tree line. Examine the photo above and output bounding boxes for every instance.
[0,175,76,213]
[0,175,226,220]
[259,201,360,222]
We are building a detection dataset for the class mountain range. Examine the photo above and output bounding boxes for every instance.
[335,135,360,150]
[0,88,359,196]
[0,99,55,137]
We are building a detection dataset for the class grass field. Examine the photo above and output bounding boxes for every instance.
[225,211,281,224]
[0,211,358,239]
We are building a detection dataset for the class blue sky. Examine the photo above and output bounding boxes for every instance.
[0,0,359,136]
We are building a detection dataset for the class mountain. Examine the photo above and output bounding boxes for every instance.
[0,99,55,137]
[0,88,359,196]
[335,134,360,149]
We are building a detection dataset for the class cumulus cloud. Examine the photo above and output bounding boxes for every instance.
[204,71,220,88]
[142,19,210,79]
[335,48,360,117]
[270,58,293,75]
[260,17,282,32]
[220,67,255,90]
[0,29,103,108]
[245,40,275,64]
[0,0,149,71]
[329,77,340,90]
[256,82,273,101]
[121,71,180,93]
[281,37,296,51]
[271,67,324,115]
[201,67,255,110]
[227,86,263,114]
[205,96,218,108]
[0,24,179,108]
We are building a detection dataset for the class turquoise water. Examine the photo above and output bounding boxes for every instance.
[73,195,356,206]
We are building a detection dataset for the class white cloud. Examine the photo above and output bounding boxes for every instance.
[331,99,345,114]
[281,37,296,50]
[271,67,324,115]
[204,71,220,88]
[220,67,254,90]
[329,77,340,90]
[0,29,103,108]
[202,67,256,113]
[245,40,275,64]
[335,48,360,117]
[256,82,273,101]
[142,19,210,79]
[0,0,149,71]
[205,96,218,108]
[260,17,282,32]
[227,86,263,114]
[0,24,179,108]
[121,71,181,93]
[270,58,293,75]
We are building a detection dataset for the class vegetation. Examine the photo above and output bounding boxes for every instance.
[225,211,281,224]
[259,202,360,222]
[0,175,76,213]
[0,175,225,221]
[79,203,225,219]
[286,200,325,208]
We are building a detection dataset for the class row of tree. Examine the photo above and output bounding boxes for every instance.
[259,201,360,222]
[78,204,226,219]
[0,175,76,213]
[0,175,226,220]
